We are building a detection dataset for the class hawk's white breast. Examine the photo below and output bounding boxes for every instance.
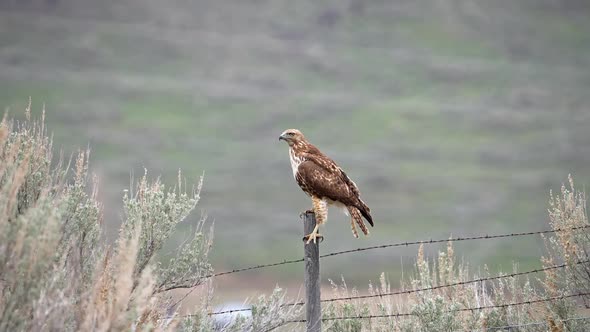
[288,148,302,179]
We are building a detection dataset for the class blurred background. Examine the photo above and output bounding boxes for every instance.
[1,0,590,304]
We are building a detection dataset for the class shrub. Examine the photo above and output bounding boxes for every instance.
[541,175,590,331]
[0,104,302,331]
[324,176,590,332]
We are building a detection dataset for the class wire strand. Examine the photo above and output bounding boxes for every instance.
[318,225,590,260]
[314,259,590,304]
[168,258,305,308]
[211,225,590,280]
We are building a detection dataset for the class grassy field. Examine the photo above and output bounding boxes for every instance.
[1,0,590,300]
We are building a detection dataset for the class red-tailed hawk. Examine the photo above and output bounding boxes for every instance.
[279,129,373,243]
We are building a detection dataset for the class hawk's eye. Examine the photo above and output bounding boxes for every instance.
[287,132,294,136]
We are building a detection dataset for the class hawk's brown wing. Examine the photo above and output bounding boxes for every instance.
[297,152,373,227]
[295,158,357,206]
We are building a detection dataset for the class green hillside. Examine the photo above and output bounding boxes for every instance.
[1,0,590,297]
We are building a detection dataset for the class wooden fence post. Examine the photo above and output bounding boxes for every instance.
[303,211,321,332]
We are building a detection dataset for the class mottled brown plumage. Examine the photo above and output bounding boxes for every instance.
[279,129,373,243]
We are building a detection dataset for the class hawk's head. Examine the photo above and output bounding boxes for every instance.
[279,129,305,147]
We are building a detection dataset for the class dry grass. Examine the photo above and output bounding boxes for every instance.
[323,177,590,331]
[0,106,303,331]
[541,175,590,328]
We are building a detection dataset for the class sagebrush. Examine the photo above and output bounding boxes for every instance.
[0,105,301,331]
[323,177,590,332]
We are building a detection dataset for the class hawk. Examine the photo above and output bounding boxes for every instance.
[279,129,373,243]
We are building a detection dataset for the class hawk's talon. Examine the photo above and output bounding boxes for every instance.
[303,232,324,244]
[299,209,315,219]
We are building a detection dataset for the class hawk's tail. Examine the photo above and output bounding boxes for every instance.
[357,200,374,227]
[348,206,369,237]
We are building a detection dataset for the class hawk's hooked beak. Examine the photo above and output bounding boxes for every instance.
[279,134,286,141]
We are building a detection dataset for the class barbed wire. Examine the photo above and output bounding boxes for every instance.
[206,307,253,316]
[191,259,589,318]
[171,225,590,308]
[208,225,589,281]
[312,259,590,305]
[169,258,306,308]
[206,258,305,279]
[265,292,590,331]
[318,225,590,260]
